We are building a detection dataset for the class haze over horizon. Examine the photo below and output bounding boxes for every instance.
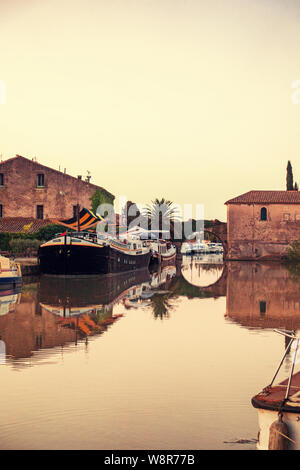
[1,0,300,221]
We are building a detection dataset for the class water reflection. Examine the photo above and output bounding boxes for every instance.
[3,257,300,449]
[224,261,300,451]
[3,260,300,362]
[0,258,229,367]
[226,262,300,331]
[181,253,224,287]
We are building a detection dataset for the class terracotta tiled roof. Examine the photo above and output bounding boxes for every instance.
[0,155,114,199]
[225,190,300,205]
[0,217,53,233]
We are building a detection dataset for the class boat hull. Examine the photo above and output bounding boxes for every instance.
[254,408,300,450]
[150,252,176,265]
[0,276,22,290]
[38,243,151,275]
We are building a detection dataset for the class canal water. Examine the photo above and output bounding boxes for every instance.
[0,256,299,450]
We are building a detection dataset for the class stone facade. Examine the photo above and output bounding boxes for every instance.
[226,191,300,260]
[0,155,114,220]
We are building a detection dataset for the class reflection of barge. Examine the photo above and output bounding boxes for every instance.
[39,269,151,308]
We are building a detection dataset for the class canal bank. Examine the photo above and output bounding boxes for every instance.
[15,258,40,276]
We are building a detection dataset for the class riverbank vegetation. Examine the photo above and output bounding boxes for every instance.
[0,224,63,253]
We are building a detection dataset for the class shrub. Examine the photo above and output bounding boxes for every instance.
[0,224,66,251]
[286,240,300,263]
[34,224,67,241]
[9,238,43,256]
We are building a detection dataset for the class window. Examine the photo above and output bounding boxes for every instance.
[260,301,266,315]
[0,205,2,218]
[37,205,44,220]
[35,335,42,348]
[283,213,290,221]
[296,214,300,221]
[260,207,267,221]
[0,174,3,186]
[37,173,45,187]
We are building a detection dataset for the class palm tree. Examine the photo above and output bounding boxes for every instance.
[144,198,180,237]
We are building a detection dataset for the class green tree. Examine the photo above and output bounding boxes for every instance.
[287,161,294,191]
[89,189,114,215]
[294,182,299,191]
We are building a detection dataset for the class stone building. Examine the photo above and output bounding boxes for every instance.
[0,155,114,232]
[225,190,300,260]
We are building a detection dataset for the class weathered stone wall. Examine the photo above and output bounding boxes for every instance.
[0,156,114,219]
[227,203,300,260]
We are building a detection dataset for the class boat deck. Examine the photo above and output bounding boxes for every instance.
[252,371,300,413]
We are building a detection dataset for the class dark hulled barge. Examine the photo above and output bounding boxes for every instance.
[38,232,151,275]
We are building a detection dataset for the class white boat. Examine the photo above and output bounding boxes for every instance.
[252,330,300,450]
[149,240,177,265]
[0,255,22,290]
[205,242,223,253]
[181,242,193,255]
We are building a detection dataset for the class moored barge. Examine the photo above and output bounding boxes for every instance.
[38,232,151,275]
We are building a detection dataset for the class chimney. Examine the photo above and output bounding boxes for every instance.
[64,168,66,173]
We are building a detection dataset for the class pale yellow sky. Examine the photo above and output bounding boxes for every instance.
[1,0,300,220]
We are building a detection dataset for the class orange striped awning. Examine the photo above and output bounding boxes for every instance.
[53,208,104,231]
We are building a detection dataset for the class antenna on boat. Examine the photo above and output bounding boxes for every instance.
[77,203,80,232]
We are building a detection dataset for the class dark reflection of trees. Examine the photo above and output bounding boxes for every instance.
[147,266,223,319]
[285,261,300,282]
[173,276,213,298]
[149,292,177,320]
[151,293,174,320]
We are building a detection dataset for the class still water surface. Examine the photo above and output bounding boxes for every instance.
[0,256,299,449]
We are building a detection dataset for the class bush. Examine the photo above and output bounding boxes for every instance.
[286,240,300,263]
[9,238,43,256]
[0,224,66,251]
[34,224,67,241]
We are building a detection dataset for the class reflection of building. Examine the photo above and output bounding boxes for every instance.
[225,191,300,260]
[0,289,80,359]
[226,262,300,330]
[0,269,152,362]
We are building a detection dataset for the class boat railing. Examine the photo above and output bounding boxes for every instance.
[55,231,104,244]
[265,329,300,403]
